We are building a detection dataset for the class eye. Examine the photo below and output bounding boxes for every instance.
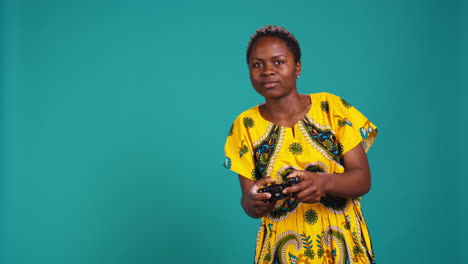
[251,62,262,68]
[274,60,285,65]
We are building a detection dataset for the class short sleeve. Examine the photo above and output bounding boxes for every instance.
[223,115,257,180]
[327,94,378,155]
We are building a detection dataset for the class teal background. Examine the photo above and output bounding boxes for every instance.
[1,0,466,263]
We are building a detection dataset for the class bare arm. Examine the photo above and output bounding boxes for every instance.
[284,143,371,203]
[238,175,276,218]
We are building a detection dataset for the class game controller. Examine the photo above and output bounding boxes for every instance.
[258,177,300,202]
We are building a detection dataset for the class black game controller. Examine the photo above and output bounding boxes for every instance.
[258,177,300,202]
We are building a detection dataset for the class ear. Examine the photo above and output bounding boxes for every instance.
[295,61,302,79]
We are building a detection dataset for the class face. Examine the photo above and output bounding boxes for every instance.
[248,37,301,100]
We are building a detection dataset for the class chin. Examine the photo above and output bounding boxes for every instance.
[258,89,294,100]
[263,93,289,100]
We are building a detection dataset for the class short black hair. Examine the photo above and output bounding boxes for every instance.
[246,25,301,64]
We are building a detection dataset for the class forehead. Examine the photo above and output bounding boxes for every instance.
[250,37,292,59]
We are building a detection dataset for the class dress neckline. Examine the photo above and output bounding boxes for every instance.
[255,94,313,129]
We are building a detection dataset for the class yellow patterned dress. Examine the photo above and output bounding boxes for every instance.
[224,93,378,264]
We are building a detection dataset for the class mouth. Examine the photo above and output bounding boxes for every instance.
[261,81,280,88]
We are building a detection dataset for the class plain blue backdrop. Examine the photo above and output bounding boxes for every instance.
[1,0,466,263]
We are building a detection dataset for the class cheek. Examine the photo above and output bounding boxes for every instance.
[249,70,260,82]
[279,69,295,80]
[288,67,300,79]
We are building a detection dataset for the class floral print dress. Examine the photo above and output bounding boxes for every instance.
[224,93,378,264]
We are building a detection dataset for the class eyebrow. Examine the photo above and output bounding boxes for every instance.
[250,55,287,61]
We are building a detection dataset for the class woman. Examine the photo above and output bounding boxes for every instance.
[224,25,378,264]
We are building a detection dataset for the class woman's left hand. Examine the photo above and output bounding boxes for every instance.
[282,144,371,202]
[282,170,329,203]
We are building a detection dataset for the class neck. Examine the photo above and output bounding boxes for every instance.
[263,92,305,114]
[259,92,311,128]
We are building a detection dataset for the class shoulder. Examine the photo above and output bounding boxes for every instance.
[231,105,260,123]
[309,92,352,112]
[237,105,260,118]
[228,105,262,133]
[310,92,344,102]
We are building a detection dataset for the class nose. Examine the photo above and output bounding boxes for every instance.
[261,63,275,77]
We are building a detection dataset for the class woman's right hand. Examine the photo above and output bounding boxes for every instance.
[238,175,276,218]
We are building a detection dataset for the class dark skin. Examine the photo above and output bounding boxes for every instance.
[239,36,371,219]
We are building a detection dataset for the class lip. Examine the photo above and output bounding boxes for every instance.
[261,81,280,88]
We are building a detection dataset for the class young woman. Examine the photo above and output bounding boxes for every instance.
[224,25,378,264]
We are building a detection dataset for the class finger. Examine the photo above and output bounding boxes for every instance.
[252,177,275,194]
[261,176,276,185]
[302,195,322,203]
[253,199,272,208]
[255,192,272,202]
[281,171,303,195]
[296,189,322,203]
[249,188,271,200]
[253,203,275,214]
[294,188,313,201]
[283,182,303,194]
[284,173,310,193]
[255,176,275,188]
[286,170,305,181]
